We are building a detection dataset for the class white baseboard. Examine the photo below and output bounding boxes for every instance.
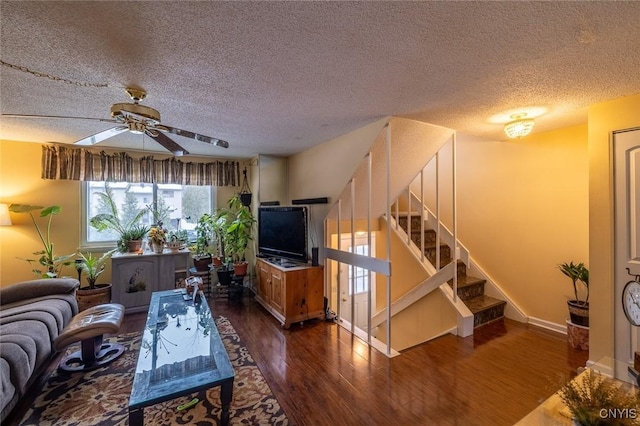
[528,316,566,334]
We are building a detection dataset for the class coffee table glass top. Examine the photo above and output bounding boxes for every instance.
[129,289,234,408]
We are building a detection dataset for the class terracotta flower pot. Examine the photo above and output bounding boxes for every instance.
[76,283,112,312]
[233,261,248,277]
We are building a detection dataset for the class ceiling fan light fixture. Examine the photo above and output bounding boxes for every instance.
[128,121,146,134]
[504,113,535,139]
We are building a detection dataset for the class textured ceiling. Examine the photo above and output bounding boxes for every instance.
[1,1,639,158]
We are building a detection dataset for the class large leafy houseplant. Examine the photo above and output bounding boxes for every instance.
[224,195,255,275]
[89,183,149,252]
[9,204,75,278]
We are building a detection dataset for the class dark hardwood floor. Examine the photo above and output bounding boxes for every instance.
[9,292,588,426]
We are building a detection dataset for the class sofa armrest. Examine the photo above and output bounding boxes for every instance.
[0,279,79,306]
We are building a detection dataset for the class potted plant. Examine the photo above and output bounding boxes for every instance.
[148,226,167,253]
[89,183,149,253]
[558,369,639,425]
[224,195,256,276]
[8,204,75,278]
[192,213,215,271]
[75,249,116,311]
[559,261,590,327]
[167,229,188,251]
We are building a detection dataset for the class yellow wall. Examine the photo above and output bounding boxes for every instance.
[1,140,81,285]
[450,125,590,326]
[588,93,640,362]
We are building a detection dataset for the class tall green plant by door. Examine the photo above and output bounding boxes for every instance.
[9,204,75,278]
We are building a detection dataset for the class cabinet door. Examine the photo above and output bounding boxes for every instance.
[270,270,284,314]
[112,258,156,309]
[258,263,271,301]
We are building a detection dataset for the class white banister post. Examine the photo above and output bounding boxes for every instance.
[385,124,392,356]
[452,134,458,302]
[337,199,342,319]
[367,153,372,344]
[435,151,440,271]
[350,178,355,334]
[407,186,411,245]
[420,169,425,262]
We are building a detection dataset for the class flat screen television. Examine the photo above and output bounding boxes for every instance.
[258,206,308,263]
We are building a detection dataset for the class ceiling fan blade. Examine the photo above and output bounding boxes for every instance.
[148,131,190,156]
[74,126,129,146]
[1,113,118,124]
[161,125,229,149]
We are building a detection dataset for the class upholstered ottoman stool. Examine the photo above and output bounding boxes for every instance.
[54,303,125,372]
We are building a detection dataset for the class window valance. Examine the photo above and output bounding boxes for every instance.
[41,145,240,186]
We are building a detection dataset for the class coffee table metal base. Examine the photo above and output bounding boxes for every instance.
[128,379,233,426]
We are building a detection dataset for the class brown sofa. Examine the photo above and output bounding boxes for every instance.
[0,278,79,422]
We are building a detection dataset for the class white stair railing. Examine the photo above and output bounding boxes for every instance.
[323,117,457,355]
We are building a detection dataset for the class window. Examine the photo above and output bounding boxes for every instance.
[82,181,216,248]
[349,244,370,295]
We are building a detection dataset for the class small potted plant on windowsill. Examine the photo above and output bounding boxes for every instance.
[75,249,116,311]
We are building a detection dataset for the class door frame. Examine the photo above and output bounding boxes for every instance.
[614,127,640,362]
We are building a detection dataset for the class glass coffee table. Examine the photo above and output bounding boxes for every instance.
[129,289,234,425]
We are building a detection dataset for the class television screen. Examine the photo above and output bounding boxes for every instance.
[258,206,308,263]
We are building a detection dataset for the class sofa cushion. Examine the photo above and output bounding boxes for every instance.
[0,337,36,393]
[0,279,79,423]
[1,297,76,339]
[0,320,51,376]
[0,358,17,423]
[0,279,78,307]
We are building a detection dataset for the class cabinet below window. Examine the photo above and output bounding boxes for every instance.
[111,249,189,312]
[255,258,324,329]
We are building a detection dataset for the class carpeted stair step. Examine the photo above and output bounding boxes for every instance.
[448,274,486,300]
[465,295,506,327]
[408,228,438,246]
[424,243,451,266]
[396,215,422,231]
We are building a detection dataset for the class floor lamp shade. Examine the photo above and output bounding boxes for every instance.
[0,203,12,226]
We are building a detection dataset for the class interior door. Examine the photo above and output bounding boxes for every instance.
[339,235,375,331]
[614,128,640,361]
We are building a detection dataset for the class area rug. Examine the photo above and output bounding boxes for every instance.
[19,316,289,425]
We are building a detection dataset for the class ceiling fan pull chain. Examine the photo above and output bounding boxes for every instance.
[0,60,114,88]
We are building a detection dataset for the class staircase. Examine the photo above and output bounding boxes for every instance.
[397,214,506,327]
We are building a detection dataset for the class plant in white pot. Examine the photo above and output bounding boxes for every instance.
[75,249,116,311]
[559,261,589,327]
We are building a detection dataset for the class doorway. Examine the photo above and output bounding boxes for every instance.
[339,234,376,333]
[614,128,640,361]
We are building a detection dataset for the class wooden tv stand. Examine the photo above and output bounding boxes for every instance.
[255,258,324,329]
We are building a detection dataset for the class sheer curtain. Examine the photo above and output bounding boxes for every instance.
[41,144,240,186]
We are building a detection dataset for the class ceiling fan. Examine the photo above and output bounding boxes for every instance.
[2,87,229,156]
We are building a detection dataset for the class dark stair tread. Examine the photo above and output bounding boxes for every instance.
[464,295,506,314]
[448,275,485,289]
